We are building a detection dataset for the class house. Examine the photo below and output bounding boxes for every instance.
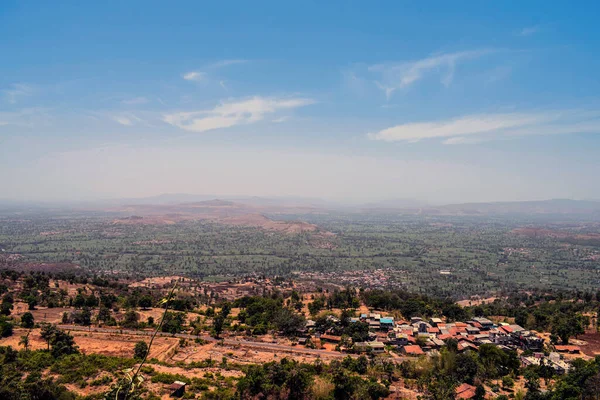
[380,317,394,330]
[465,326,480,335]
[320,334,342,343]
[519,334,544,351]
[508,324,525,334]
[427,337,445,349]
[522,354,570,375]
[491,333,514,346]
[429,317,443,327]
[555,345,581,354]
[417,322,431,333]
[369,320,381,331]
[169,381,187,398]
[401,345,425,356]
[457,340,478,352]
[390,334,411,346]
[368,341,385,353]
[472,317,494,330]
[455,383,477,399]
[354,341,385,353]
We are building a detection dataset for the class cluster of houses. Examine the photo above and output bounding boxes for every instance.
[304,313,578,374]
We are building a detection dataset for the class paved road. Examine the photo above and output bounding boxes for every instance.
[57,324,351,358]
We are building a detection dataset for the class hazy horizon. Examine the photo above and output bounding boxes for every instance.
[2,2,600,204]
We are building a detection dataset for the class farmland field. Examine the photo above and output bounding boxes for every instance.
[2,207,599,299]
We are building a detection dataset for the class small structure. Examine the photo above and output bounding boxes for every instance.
[320,334,342,343]
[169,381,186,398]
[472,317,494,330]
[354,341,385,353]
[555,345,581,354]
[400,345,424,356]
[380,317,394,330]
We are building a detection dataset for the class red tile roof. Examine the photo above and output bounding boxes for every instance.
[555,345,581,353]
[402,345,424,355]
[500,326,513,334]
[320,334,341,342]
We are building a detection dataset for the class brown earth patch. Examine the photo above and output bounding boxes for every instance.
[578,331,600,357]
[220,213,323,235]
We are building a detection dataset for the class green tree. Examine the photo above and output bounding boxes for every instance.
[212,314,224,338]
[40,323,58,349]
[19,333,30,351]
[97,305,111,322]
[21,312,34,328]
[0,316,13,337]
[0,300,13,316]
[138,295,153,310]
[134,341,148,359]
[122,309,140,328]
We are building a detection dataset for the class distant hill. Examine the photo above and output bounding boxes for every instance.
[435,199,600,215]
[357,199,600,216]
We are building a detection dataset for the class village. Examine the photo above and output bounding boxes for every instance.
[1,270,599,399]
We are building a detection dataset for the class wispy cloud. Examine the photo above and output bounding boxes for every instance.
[182,59,248,84]
[163,96,314,133]
[110,113,143,126]
[121,96,149,105]
[368,110,600,144]
[518,26,540,37]
[3,83,35,104]
[368,50,492,99]
[182,71,207,82]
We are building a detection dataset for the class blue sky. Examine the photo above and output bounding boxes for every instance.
[1,1,600,203]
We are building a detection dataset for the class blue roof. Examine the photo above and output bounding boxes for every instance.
[380,317,394,323]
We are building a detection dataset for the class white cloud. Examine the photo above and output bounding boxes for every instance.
[3,83,34,104]
[368,110,600,144]
[182,71,206,82]
[121,96,149,105]
[110,113,143,126]
[442,136,488,145]
[163,96,314,133]
[368,50,491,99]
[113,116,133,126]
[182,60,247,84]
[518,26,540,36]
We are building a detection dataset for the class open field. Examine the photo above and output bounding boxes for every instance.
[2,208,600,298]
